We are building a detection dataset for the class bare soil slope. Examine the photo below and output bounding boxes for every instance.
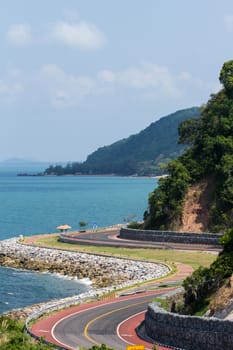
[179,178,215,232]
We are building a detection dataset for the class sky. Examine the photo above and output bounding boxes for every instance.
[1,0,233,162]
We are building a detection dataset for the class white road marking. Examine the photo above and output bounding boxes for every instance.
[116,310,146,345]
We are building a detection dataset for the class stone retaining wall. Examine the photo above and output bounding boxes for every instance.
[144,303,233,350]
[120,228,221,245]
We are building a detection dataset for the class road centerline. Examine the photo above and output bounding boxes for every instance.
[84,300,150,346]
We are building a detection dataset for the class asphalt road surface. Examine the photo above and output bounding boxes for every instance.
[61,229,221,251]
[53,291,167,350]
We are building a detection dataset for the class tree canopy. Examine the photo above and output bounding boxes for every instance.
[219,60,233,94]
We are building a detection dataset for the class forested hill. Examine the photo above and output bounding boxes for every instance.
[144,60,233,233]
[45,107,200,176]
[156,61,233,319]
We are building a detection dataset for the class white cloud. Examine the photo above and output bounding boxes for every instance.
[177,71,192,80]
[224,15,233,31]
[21,62,218,109]
[98,63,180,98]
[51,20,106,49]
[176,70,220,94]
[39,64,96,107]
[39,63,180,108]
[38,62,216,108]
[97,63,221,104]
[7,24,31,46]
[98,70,116,83]
[0,78,24,101]
[0,68,25,103]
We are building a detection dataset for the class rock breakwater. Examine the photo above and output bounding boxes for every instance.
[0,238,169,288]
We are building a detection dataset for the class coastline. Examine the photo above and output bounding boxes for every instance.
[17,173,168,178]
[0,237,170,317]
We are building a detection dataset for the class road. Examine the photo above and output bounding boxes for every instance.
[26,229,217,349]
[53,292,167,349]
[60,229,221,252]
[30,263,192,350]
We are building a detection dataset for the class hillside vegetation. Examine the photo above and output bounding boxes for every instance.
[144,61,233,233]
[45,107,199,176]
[143,60,233,315]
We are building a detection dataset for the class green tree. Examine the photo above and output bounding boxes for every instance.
[219,60,233,93]
[79,221,88,231]
[144,160,190,229]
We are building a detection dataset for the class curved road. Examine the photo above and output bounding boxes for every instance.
[27,229,217,349]
[32,290,174,350]
[31,263,192,350]
[53,291,168,349]
[60,228,221,251]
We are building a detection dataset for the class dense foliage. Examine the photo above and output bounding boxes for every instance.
[182,228,233,314]
[144,160,191,230]
[44,107,199,176]
[144,60,233,232]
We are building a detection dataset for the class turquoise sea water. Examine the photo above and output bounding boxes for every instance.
[0,175,157,313]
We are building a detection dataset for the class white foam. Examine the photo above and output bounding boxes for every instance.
[79,278,93,286]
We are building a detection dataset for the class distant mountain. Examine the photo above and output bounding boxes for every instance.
[45,107,200,176]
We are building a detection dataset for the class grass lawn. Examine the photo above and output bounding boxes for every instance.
[25,234,216,269]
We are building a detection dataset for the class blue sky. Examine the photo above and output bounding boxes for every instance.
[1,0,233,162]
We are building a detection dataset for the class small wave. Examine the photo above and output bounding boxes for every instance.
[51,272,91,285]
[79,278,92,286]
[12,269,31,276]
[6,292,14,295]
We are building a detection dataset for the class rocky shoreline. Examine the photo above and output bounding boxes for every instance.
[0,238,170,319]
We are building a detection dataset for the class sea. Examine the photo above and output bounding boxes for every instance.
[0,172,158,314]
